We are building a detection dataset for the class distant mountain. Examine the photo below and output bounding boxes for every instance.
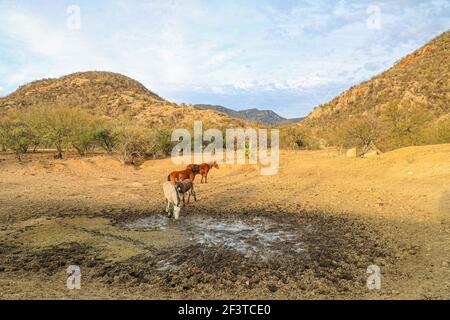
[284,117,305,123]
[194,104,301,125]
[0,71,246,129]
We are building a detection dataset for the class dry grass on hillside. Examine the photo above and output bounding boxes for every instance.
[0,71,247,129]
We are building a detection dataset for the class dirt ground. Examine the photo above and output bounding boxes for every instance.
[0,144,449,299]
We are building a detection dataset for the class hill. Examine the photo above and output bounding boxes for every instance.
[0,72,246,129]
[302,30,449,148]
[195,104,296,125]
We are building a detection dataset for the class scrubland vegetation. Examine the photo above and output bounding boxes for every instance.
[1,101,449,162]
[280,103,450,153]
[0,106,172,164]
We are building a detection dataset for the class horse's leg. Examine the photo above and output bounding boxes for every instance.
[187,191,191,204]
[166,201,172,218]
[174,205,180,220]
[193,188,197,201]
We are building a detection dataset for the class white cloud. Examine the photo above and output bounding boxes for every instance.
[0,0,448,117]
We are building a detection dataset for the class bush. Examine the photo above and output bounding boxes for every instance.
[280,125,317,149]
[338,116,381,151]
[435,117,450,143]
[69,114,101,156]
[94,128,116,154]
[113,125,150,165]
[0,117,8,152]
[146,129,172,159]
[381,101,432,149]
[0,114,34,160]
[25,106,79,158]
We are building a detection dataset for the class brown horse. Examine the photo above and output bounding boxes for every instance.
[167,168,196,184]
[187,161,219,184]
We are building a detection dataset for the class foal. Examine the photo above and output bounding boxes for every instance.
[175,179,197,205]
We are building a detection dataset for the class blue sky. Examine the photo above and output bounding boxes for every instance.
[0,0,449,118]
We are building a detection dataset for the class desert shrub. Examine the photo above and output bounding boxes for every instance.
[0,114,34,160]
[113,125,150,165]
[435,117,450,143]
[281,126,313,149]
[68,114,102,156]
[25,105,96,159]
[337,116,381,151]
[146,129,172,159]
[94,128,117,154]
[113,125,173,164]
[0,117,8,152]
[381,101,432,149]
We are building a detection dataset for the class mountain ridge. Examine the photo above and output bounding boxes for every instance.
[0,71,247,129]
[305,31,449,124]
[194,104,302,125]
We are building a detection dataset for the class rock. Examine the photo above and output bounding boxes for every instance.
[363,151,378,158]
[346,148,357,158]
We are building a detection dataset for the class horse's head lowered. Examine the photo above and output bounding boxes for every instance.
[210,161,219,169]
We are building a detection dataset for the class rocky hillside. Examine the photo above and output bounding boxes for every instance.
[306,30,449,127]
[0,72,246,129]
[195,104,294,125]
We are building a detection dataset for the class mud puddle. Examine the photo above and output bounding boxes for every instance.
[1,211,397,298]
[124,214,304,259]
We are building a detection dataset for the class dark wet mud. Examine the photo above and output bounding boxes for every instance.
[0,210,400,298]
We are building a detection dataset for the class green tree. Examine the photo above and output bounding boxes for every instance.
[68,114,100,156]
[113,125,150,165]
[95,128,116,153]
[147,129,172,158]
[281,125,315,149]
[0,115,34,160]
[381,101,432,148]
[26,105,91,159]
[338,116,381,152]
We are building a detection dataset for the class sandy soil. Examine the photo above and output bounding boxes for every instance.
[0,145,449,299]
